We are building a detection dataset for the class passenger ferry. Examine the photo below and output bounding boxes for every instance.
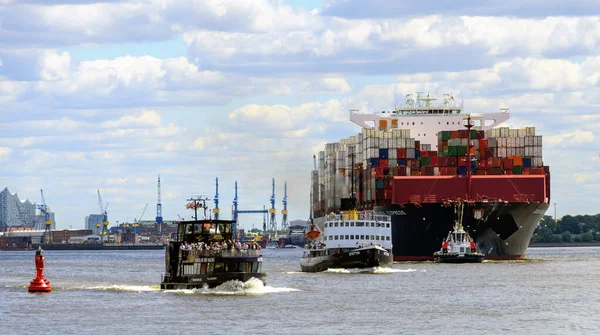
[160,197,266,289]
[300,198,393,273]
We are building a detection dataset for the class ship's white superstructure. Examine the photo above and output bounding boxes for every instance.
[323,212,392,250]
[350,93,510,150]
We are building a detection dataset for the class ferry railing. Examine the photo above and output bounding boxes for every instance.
[179,249,262,260]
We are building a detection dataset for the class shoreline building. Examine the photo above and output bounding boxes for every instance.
[0,187,55,230]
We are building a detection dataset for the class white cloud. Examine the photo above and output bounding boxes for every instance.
[545,130,596,148]
[101,110,161,128]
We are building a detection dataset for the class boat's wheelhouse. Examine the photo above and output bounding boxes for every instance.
[162,219,264,289]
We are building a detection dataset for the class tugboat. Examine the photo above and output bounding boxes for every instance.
[300,197,393,273]
[160,197,266,289]
[434,202,485,263]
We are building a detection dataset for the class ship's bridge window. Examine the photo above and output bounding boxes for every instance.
[345,222,349,227]
[345,235,349,240]
[335,235,339,240]
[371,222,375,227]
[351,235,355,239]
[447,122,449,125]
[376,236,380,240]
[329,236,333,240]
[412,122,415,125]
[350,222,354,227]
[356,222,364,227]
[371,235,374,240]
[386,236,390,241]
[335,222,338,227]
[386,223,390,228]
[361,235,365,239]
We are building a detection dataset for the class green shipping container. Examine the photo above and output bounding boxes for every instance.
[513,166,523,175]
[457,146,467,156]
[470,129,477,140]
[438,131,451,141]
[419,156,430,166]
[367,190,372,201]
[448,146,458,156]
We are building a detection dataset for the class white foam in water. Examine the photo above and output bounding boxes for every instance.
[87,284,160,292]
[326,267,422,274]
[163,278,300,296]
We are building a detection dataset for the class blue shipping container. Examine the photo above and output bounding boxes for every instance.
[457,166,468,175]
[397,159,407,166]
[523,157,532,168]
[379,148,389,159]
[415,150,421,158]
[376,179,385,189]
[369,158,379,167]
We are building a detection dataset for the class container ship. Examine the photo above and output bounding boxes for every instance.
[310,93,550,261]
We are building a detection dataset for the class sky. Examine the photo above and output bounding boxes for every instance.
[0,0,599,230]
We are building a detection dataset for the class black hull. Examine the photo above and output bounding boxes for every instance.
[300,247,393,273]
[377,202,549,261]
[160,272,267,289]
[434,253,485,263]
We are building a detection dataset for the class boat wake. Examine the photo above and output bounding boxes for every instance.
[325,267,420,274]
[166,278,300,296]
[86,284,160,293]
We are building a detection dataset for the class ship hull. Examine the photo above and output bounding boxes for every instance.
[160,272,267,290]
[376,201,549,261]
[300,246,393,272]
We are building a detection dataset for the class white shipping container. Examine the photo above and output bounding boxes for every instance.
[461,138,468,146]
[518,128,526,138]
[389,149,397,159]
[526,127,536,136]
[433,166,440,176]
[535,136,543,146]
[407,148,416,159]
[470,140,479,149]
[498,147,507,158]
[488,137,497,147]
[516,148,525,156]
[533,157,543,167]
[388,160,396,168]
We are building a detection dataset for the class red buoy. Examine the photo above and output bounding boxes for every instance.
[28,247,51,293]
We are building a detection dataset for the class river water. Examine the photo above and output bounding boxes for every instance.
[1,247,599,334]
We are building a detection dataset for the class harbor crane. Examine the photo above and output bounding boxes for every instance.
[281,182,289,233]
[97,190,109,240]
[134,203,148,226]
[36,189,53,232]
[156,175,163,234]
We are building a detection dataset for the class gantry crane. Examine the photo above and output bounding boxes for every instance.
[37,189,53,232]
[97,190,109,240]
[281,182,289,232]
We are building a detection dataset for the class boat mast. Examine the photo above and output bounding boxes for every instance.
[464,114,474,201]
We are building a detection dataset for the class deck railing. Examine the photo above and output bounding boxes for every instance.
[179,249,262,259]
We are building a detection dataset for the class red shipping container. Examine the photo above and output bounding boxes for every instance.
[397,148,406,159]
[458,156,469,167]
[522,168,530,175]
[458,130,469,138]
[415,140,421,150]
[450,130,460,139]
[479,139,488,151]
[447,167,458,175]
[430,156,440,166]
[505,170,513,175]
[411,171,421,176]
[384,189,393,199]
[439,167,448,175]
[379,159,388,167]
[439,156,449,166]
[376,190,385,200]
[479,159,488,170]
[429,151,438,157]
[503,158,514,170]
[374,167,384,176]
[476,170,486,175]
[448,156,458,167]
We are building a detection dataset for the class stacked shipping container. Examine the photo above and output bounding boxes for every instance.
[312,126,544,218]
